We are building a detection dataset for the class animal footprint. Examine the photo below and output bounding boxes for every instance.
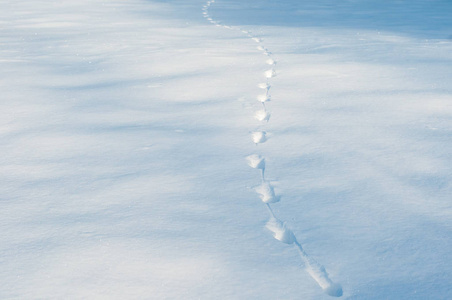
[252,131,267,144]
[204,1,342,296]
[257,94,271,103]
[255,109,271,122]
[266,58,276,65]
[246,154,266,170]
[266,216,295,244]
[305,262,343,297]
[265,69,276,78]
[297,251,343,297]
[255,182,280,203]
[258,83,271,90]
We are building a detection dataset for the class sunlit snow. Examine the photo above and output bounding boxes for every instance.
[1,0,451,299]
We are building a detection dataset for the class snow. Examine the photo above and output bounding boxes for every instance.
[1,0,451,299]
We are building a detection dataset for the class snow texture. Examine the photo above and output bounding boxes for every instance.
[1,0,451,299]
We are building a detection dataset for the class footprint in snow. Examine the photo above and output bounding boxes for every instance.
[266,58,276,65]
[303,259,343,298]
[258,82,271,90]
[252,131,267,144]
[246,154,265,170]
[255,109,271,122]
[296,247,343,297]
[265,69,276,78]
[255,182,280,203]
[204,1,343,296]
[266,216,296,244]
[257,94,271,103]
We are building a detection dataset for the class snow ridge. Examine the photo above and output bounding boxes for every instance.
[203,1,342,297]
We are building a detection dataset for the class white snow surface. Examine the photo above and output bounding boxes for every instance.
[1,0,451,299]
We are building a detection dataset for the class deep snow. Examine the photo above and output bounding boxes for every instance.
[1,0,451,299]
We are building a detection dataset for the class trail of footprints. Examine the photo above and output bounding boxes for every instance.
[203,1,343,297]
